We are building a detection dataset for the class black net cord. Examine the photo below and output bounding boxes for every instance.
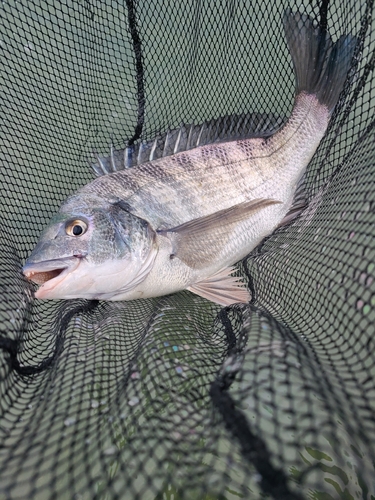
[210,307,305,500]
[210,382,305,500]
[318,0,329,33]
[125,0,145,146]
[0,300,99,377]
[315,0,374,181]
[1,0,375,498]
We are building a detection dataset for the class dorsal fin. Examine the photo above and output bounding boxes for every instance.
[90,113,286,176]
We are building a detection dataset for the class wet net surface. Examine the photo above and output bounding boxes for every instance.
[1,0,375,498]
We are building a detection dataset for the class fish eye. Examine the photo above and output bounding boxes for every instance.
[65,219,88,237]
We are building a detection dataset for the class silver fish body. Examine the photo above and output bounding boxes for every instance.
[23,11,356,306]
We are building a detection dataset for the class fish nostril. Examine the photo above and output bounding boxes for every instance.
[73,252,86,259]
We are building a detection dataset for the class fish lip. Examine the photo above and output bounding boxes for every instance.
[22,256,82,297]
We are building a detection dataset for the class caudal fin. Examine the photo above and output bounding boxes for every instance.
[283,9,356,114]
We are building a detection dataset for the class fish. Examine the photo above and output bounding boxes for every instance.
[23,10,356,306]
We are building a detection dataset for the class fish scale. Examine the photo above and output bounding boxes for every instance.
[23,10,356,306]
[81,95,328,230]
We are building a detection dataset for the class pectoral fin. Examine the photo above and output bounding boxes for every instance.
[187,267,250,306]
[159,198,281,269]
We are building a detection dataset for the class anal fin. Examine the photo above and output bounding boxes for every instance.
[277,200,307,227]
[187,267,250,306]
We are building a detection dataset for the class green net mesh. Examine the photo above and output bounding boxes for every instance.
[1,0,374,498]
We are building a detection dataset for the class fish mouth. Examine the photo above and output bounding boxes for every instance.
[22,257,81,298]
[24,267,66,285]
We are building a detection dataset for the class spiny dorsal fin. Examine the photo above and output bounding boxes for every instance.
[159,198,281,269]
[89,113,286,176]
[187,267,250,306]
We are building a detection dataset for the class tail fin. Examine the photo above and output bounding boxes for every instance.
[283,9,356,114]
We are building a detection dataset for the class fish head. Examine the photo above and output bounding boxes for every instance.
[23,194,157,300]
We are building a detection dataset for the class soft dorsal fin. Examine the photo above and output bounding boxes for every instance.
[187,267,250,306]
[159,198,281,269]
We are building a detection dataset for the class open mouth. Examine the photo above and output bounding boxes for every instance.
[22,257,81,298]
[24,267,66,285]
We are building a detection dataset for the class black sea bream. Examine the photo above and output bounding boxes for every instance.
[23,10,356,306]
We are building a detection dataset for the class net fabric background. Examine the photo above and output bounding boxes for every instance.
[0,0,374,498]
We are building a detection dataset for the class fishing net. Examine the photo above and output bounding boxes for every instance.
[1,0,374,498]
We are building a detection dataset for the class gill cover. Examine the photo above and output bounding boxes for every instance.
[23,198,157,300]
